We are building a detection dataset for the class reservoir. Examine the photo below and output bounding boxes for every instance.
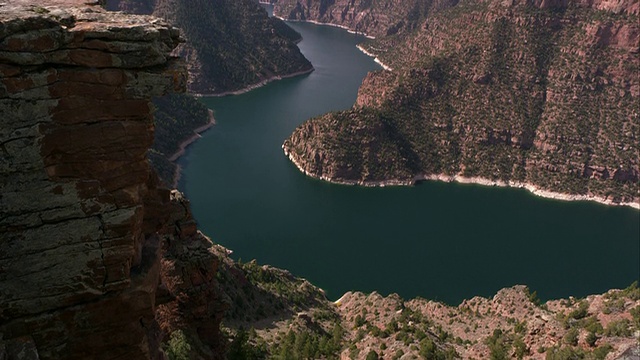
[178,18,640,305]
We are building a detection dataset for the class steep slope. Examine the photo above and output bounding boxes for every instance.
[107,0,313,94]
[274,0,639,37]
[283,0,639,206]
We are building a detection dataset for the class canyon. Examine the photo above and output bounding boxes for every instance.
[1,1,638,359]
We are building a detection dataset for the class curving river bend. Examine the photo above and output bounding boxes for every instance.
[178,15,639,305]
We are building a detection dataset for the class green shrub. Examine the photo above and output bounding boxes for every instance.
[585,331,597,347]
[165,330,191,360]
[604,319,631,337]
[563,328,579,346]
[513,336,528,359]
[484,329,509,360]
[366,350,380,360]
[630,305,640,329]
[568,301,589,320]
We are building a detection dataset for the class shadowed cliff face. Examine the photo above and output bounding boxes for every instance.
[107,0,313,94]
[0,2,218,359]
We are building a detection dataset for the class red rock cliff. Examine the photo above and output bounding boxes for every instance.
[0,1,218,359]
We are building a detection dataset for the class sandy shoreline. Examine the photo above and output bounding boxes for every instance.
[274,16,376,39]
[356,45,392,71]
[168,109,216,162]
[284,146,639,209]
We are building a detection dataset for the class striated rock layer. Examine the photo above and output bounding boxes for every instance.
[0,2,223,359]
[283,0,640,206]
[274,0,454,38]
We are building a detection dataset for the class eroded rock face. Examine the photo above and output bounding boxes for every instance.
[0,2,186,358]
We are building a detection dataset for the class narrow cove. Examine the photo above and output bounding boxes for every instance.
[178,20,640,305]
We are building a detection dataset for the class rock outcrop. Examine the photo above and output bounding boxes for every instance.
[283,0,640,206]
[197,250,640,360]
[155,191,226,359]
[0,2,222,359]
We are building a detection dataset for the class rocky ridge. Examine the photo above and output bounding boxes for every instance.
[209,252,640,360]
[273,0,440,39]
[274,0,639,37]
[330,284,640,359]
[281,0,640,207]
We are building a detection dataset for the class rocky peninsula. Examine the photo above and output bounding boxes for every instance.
[279,0,640,207]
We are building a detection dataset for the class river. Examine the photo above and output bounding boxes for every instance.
[178,14,639,305]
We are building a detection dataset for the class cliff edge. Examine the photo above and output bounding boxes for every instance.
[0,2,223,359]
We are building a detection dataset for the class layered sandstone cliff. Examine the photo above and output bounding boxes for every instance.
[0,2,222,358]
[283,0,640,206]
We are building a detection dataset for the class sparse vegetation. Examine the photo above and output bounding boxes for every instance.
[164,330,192,360]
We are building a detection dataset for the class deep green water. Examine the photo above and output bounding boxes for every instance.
[179,19,640,305]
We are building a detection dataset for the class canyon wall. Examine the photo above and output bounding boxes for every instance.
[282,0,640,205]
[275,0,639,37]
[107,0,313,94]
[0,2,223,358]
[274,0,458,38]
